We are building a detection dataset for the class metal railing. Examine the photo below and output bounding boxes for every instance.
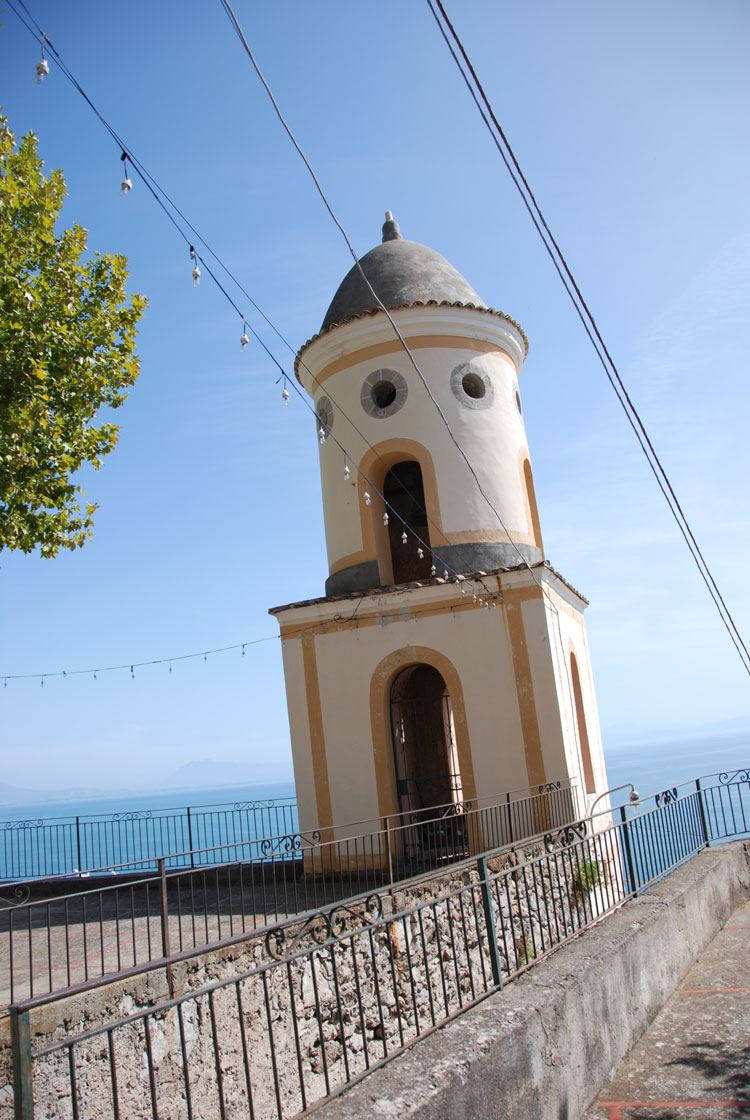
[0,795,299,880]
[8,768,749,1120]
[0,780,579,1009]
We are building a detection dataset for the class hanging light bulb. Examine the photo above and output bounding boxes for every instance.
[318,426,327,444]
[40,679,44,688]
[344,464,350,481]
[130,665,135,679]
[430,564,436,577]
[364,491,371,505]
[461,584,466,596]
[120,152,132,195]
[383,511,389,526]
[35,38,49,84]
[401,530,408,545]
[443,569,449,580]
[417,548,424,559]
[93,673,97,680]
[281,386,290,404]
[189,246,200,286]
[240,325,250,351]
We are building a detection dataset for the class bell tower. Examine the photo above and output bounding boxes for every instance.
[270,214,608,844]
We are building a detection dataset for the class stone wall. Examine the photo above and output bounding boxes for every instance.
[0,830,625,1119]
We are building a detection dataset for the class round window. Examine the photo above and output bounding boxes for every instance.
[316,395,333,438]
[450,362,494,410]
[462,371,486,400]
[361,368,408,418]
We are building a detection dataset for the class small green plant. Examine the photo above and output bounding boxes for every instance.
[572,858,602,895]
[515,936,535,966]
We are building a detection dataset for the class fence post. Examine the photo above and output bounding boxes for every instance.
[477,856,503,988]
[382,818,394,886]
[11,1006,33,1120]
[186,808,195,869]
[618,805,638,897]
[696,778,711,847]
[506,792,514,844]
[75,817,82,876]
[157,858,171,960]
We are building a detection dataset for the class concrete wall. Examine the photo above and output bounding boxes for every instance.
[318,841,750,1120]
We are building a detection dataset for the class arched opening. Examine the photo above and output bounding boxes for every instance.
[570,652,596,795]
[389,665,463,816]
[383,460,432,583]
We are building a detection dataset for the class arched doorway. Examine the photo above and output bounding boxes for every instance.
[389,665,463,815]
[383,461,432,583]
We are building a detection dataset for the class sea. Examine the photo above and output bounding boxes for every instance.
[1,731,747,826]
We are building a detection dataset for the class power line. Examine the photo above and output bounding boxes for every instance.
[5,1,497,597]
[425,0,750,679]
[217,0,551,602]
[7,0,494,594]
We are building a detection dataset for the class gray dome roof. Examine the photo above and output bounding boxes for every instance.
[321,215,487,332]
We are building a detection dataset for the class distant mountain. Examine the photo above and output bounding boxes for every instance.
[165,760,294,790]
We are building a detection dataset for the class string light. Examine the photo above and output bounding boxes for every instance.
[431,564,436,576]
[12,6,498,612]
[189,246,201,286]
[401,530,408,545]
[344,464,350,481]
[7,0,506,629]
[383,512,389,526]
[443,569,449,580]
[35,34,48,83]
[364,491,371,506]
[417,548,424,559]
[120,152,132,195]
[240,325,250,351]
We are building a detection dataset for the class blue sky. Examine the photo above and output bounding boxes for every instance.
[1,0,749,794]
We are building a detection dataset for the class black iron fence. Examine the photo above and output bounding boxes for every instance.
[0,796,299,880]
[8,769,749,1120]
[0,780,579,1009]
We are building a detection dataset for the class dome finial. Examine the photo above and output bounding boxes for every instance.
[382,211,402,243]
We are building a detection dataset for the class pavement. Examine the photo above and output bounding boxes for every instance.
[584,897,750,1120]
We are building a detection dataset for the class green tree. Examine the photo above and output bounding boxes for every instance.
[0,115,146,557]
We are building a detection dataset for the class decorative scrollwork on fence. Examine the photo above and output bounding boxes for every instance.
[259,830,321,857]
[538,781,562,795]
[112,810,154,822]
[0,884,31,909]
[265,894,384,960]
[4,819,43,830]
[654,788,679,807]
[232,799,278,811]
[438,800,473,818]
[328,893,384,938]
[719,770,750,786]
[544,820,588,852]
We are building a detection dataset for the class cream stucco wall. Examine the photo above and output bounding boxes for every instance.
[297,307,540,579]
[271,567,608,838]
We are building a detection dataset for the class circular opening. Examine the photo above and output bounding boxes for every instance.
[462,371,486,400]
[371,380,397,409]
